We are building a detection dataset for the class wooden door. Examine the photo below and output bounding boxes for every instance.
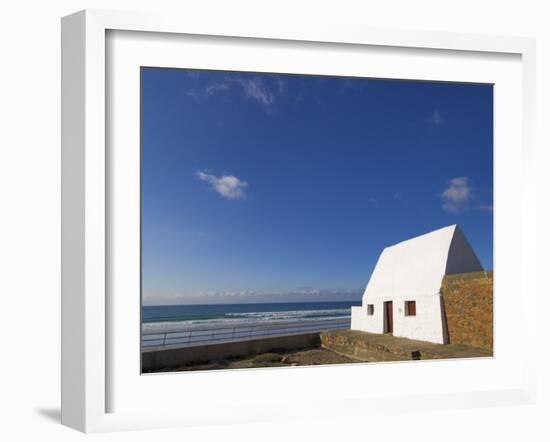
[385,301,393,334]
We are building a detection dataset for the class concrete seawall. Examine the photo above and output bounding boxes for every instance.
[142,333,320,372]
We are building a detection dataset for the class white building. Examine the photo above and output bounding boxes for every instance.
[351,224,483,344]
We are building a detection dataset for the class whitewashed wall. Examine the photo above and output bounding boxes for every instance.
[351,303,384,334]
[351,225,482,344]
[362,225,457,303]
[351,295,446,343]
[392,295,446,343]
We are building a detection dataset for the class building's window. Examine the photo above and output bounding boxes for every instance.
[367,304,374,315]
[405,300,416,316]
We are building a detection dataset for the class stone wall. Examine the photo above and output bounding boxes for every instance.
[142,333,320,372]
[320,329,491,362]
[441,271,493,351]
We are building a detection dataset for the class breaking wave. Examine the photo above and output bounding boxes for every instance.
[142,307,352,335]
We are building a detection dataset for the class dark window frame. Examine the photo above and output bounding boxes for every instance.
[367,304,375,315]
[405,300,416,316]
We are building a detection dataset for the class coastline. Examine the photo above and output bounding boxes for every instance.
[142,328,491,373]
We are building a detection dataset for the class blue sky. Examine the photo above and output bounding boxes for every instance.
[141,68,493,305]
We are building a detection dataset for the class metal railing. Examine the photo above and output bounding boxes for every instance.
[142,317,350,349]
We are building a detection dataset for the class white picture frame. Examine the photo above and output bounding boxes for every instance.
[61,9,537,433]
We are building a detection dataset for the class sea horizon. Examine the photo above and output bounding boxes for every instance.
[142,299,362,308]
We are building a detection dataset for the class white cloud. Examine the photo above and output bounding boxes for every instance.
[186,75,278,106]
[185,89,203,101]
[236,78,275,105]
[428,110,444,125]
[296,287,322,296]
[186,82,230,102]
[276,77,286,94]
[205,83,229,97]
[441,176,471,213]
[143,287,363,305]
[478,204,493,213]
[196,170,248,200]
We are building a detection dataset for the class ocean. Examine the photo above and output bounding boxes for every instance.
[142,300,361,348]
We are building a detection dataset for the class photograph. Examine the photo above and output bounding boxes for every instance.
[140,68,494,373]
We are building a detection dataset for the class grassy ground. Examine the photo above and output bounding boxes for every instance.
[443,270,493,283]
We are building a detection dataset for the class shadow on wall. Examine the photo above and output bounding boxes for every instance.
[440,295,450,344]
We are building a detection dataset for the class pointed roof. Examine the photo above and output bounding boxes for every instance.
[363,225,483,302]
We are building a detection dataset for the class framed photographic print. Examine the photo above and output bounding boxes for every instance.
[139,68,494,374]
[61,9,537,432]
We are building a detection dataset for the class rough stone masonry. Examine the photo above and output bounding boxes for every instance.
[441,271,493,351]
